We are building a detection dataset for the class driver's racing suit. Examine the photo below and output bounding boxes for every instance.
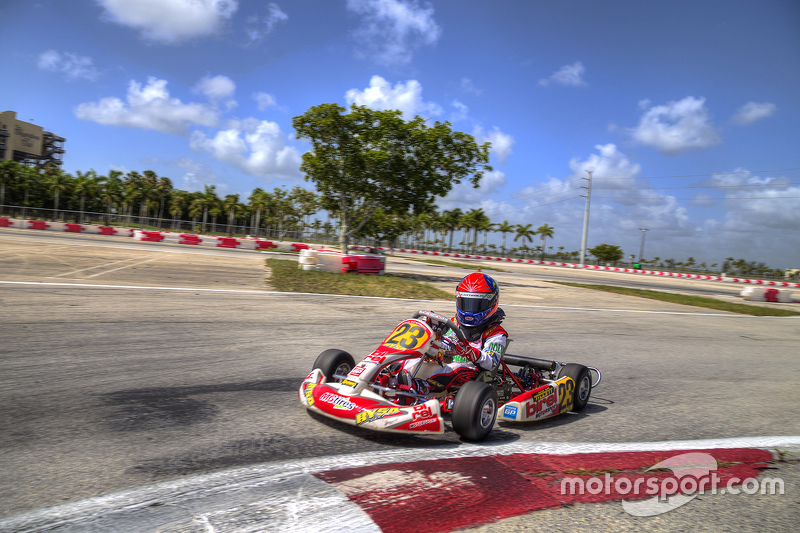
[401,309,508,394]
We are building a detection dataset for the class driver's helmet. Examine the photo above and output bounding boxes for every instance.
[455,273,499,327]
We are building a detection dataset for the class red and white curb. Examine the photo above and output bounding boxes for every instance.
[350,245,800,289]
[2,437,797,533]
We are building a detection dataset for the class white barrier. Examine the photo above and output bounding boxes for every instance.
[741,287,766,301]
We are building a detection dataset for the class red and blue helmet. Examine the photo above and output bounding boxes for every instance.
[456,273,499,327]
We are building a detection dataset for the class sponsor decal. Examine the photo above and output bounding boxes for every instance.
[557,377,575,414]
[504,405,518,419]
[525,385,558,418]
[341,379,358,387]
[412,404,433,420]
[409,417,437,429]
[355,407,401,425]
[319,392,357,411]
[304,371,316,382]
[365,353,388,364]
[349,365,366,377]
[303,382,316,407]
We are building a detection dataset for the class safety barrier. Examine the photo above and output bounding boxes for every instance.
[741,287,794,303]
[299,249,385,274]
[350,245,800,289]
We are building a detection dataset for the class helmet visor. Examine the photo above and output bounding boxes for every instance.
[456,292,495,314]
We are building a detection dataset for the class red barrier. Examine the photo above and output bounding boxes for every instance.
[0,217,12,228]
[765,288,780,302]
[255,240,277,250]
[341,256,358,273]
[216,237,240,248]
[291,243,310,252]
[97,226,116,235]
[28,220,49,230]
[179,234,202,245]
[65,224,83,233]
[353,255,385,275]
[138,230,164,242]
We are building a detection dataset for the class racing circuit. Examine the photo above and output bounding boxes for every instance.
[1,228,799,532]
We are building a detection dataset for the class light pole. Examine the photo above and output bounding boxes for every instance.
[579,170,593,265]
[638,228,650,263]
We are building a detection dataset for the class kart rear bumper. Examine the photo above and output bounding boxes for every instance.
[299,369,444,434]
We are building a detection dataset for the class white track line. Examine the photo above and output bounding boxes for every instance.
[83,256,166,278]
[1,280,796,318]
[46,258,138,278]
[1,436,797,533]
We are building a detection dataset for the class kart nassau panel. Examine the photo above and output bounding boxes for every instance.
[497,377,576,422]
[299,370,444,434]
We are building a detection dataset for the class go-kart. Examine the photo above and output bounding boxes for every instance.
[299,311,602,441]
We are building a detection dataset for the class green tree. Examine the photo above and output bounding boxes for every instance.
[0,160,20,209]
[155,176,173,228]
[293,103,492,253]
[589,243,624,264]
[513,224,535,258]
[45,164,71,219]
[536,223,554,259]
[496,220,514,255]
[441,208,462,253]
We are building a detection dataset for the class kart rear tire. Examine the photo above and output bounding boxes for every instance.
[452,381,498,442]
[555,363,592,412]
[313,349,355,383]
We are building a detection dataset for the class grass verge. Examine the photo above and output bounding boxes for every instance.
[267,258,453,300]
[548,281,799,317]
[402,257,507,272]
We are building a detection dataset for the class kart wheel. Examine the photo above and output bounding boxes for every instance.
[313,349,355,383]
[556,363,592,412]
[452,381,498,442]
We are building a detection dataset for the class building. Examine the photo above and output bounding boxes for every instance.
[0,110,65,168]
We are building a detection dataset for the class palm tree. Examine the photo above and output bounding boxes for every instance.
[45,164,71,221]
[223,194,241,235]
[169,192,188,230]
[188,200,203,233]
[155,177,173,228]
[73,170,98,224]
[536,223,554,259]
[248,188,270,238]
[496,220,514,255]
[513,224,535,258]
[441,208,463,253]
[18,166,40,219]
[0,160,19,210]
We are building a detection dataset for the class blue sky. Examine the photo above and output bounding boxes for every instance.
[2,0,799,267]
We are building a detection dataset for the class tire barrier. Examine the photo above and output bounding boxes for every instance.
[349,245,800,289]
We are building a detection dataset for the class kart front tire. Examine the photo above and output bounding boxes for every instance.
[313,349,355,383]
[556,363,592,412]
[452,381,498,442]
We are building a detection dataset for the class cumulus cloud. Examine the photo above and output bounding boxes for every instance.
[473,126,514,164]
[193,74,236,102]
[37,50,100,81]
[730,101,776,125]
[246,3,288,41]
[96,0,238,42]
[75,77,220,135]
[345,75,442,119]
[346,0,442,65]
[539,61,587,87]
[438,170,507,211]
[460,77,482,95]
[450,100,469,122]
[627,97,721,155]
[253,92,278,111]
[167,157,229,193]
[190,117,302,180]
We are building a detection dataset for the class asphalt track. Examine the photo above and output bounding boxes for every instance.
[1,228,799,531]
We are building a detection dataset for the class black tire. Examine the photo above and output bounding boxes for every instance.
[555,363,592,412]
[452,381,498,442]
[313,349,355,382]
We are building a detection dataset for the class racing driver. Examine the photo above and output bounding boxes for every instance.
[398,272,508,397]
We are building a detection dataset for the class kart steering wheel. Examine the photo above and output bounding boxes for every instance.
[412,310,467,343]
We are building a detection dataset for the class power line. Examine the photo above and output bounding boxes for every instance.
[593,167,800,181]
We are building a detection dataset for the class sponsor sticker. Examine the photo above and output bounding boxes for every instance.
[525,385,558,419]
[412,404,433,419]
[504,405,518,419]
[319,392,357,411]
[355,407,401,425]
[303,382,316,407]
[349,365,366,377]
[341,379,358,387]
[409,418,437,429]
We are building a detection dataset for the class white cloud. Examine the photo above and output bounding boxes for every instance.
[539,61,587,87]
[346,0,442,65]
[627,96,721,155]
[473,126,514,164]
[460,77,482,95]
[345,75,442,119]
[75,77,220,135]
[253,92,277,111]
[190,117,302,180]
[246,3,288,41]
[37,50,99,81]
[168,157,229,193]
[96,0,238,42]
[193,75,236,102]
[730,101,776,125]
[450,100,469,122]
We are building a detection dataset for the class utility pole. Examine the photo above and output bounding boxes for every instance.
[638,228,650,263]
[579,170,593,265]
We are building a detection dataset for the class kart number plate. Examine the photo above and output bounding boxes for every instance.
[381,320,431,351]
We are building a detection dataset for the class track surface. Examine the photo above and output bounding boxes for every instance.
[1,229,799,529]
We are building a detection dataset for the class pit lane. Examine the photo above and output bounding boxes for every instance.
[1,230,799,529]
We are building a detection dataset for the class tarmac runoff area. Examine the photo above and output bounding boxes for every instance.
[1,229,799,531]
